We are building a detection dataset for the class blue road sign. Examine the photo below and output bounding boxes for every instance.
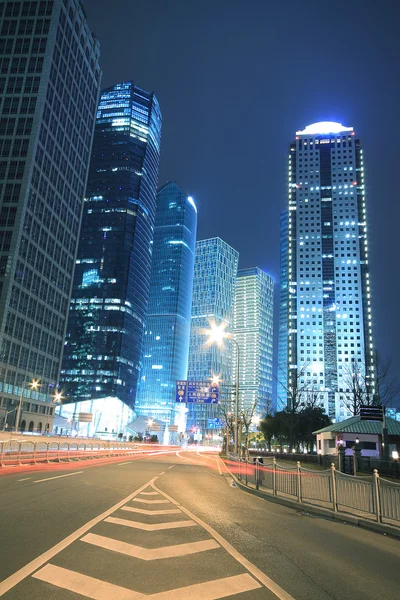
[208,418,222,429]
[175,380,187,402]
[175,380,219,403]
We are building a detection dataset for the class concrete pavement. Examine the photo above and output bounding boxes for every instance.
[1,449,399,599]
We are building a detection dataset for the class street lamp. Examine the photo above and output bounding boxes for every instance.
[15,379,40,433]
[206,322,240,455]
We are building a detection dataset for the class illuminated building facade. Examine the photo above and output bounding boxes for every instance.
[279,122,374,420]
[187,238,239,434]
[232,268,274,419]
[60,81,162,429]
[0,0,101,432]
[277,210,289,412]
[135,182,197,426]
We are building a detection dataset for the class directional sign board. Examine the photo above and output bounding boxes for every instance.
[360,405,383,421]
[175,380,187,403]
[208,418,222,429]
[187,381,219,404]
[175,380,219,404]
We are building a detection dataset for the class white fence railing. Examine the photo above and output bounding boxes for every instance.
[0,440,161,467]
[228,455,400,526]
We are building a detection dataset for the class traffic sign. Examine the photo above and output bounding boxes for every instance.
[78,412,93,423]
[175,380,187,402]
[208,418,222,429]
[175,380,219,404]
[360,405,383,421]
[187,381,219,404]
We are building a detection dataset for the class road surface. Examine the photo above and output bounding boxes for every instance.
[0,448,399,599]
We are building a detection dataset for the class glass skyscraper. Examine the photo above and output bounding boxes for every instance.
[135,182,197,428]
[60,81,162,430]
[232,268,274,418]
[0,0,101,433]
[277,210,289,412]
[279,122,374,420]
[187,238,239,434]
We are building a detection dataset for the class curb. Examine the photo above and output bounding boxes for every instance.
[222,461,400,540]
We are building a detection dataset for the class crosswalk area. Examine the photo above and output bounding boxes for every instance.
[4,476,280,599]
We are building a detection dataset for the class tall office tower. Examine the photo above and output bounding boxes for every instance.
[60,81,162,433]
[232,268,274,419]
[187,238,239,434]
[0,0,101,433]
[277,210,289,412]
[279,122,374,421]
[135,182,197,428]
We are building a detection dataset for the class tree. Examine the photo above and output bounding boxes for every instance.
[340,352,400,416]
[259,413,284,450]
[297,407,331,452]
[341,359,366,416]
[276,362,321,449]
[373,351,400,407]
[240,400,258,458]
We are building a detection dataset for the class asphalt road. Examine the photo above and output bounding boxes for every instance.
[0,449,399,599]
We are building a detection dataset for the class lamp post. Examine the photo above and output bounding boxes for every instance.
[15,379,40,434]
[206,322,240,456]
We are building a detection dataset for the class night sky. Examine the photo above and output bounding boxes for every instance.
[83,0,400,397]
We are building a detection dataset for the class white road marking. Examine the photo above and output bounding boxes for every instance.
[0,476,163,597]
[33,471,83,484]
[140,491,159,495]
[81,533,219,560]
[152,482,296,600]
[118,462,134,466]
[121,506,181,516]
[104,516,197,531]
[167,465,175,470]
[17,478,31,482]
[132,498,170,505]
[33,564,260,600]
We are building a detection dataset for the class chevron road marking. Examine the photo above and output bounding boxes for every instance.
[33,564,261,600]
[132,498,170,505]
[104,516,197,531]
[0,476,163,597]
[140,491,160,496]
[81,533,219,560]
[152,482,296,600]
[121,506,181,516]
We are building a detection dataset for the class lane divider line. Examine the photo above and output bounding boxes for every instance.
[33,471,83,484]
[81,533,219,560]
[0,475,163,597]
[33,563,261,600]
[151,481,296,600]
[104,516,197,531]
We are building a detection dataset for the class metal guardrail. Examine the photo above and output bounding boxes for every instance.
[0,440,155,467]
[228,454,400,526]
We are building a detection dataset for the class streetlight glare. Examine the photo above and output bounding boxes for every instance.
[211,374,220,385]
[205,322,229,347]
[30,379,40,390]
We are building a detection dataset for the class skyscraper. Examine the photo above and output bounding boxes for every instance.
[60,82,162,432]
[135,182,197,427]
[279,122,374,421]
[0,0,101,432]
[232,268,274,419]
[187,238,239,434]
[277,209,289,412]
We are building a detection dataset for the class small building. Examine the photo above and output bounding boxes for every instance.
[313,416,400,458]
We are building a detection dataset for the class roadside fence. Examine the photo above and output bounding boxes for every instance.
[0,440,159,468]
[228,454,400,527]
